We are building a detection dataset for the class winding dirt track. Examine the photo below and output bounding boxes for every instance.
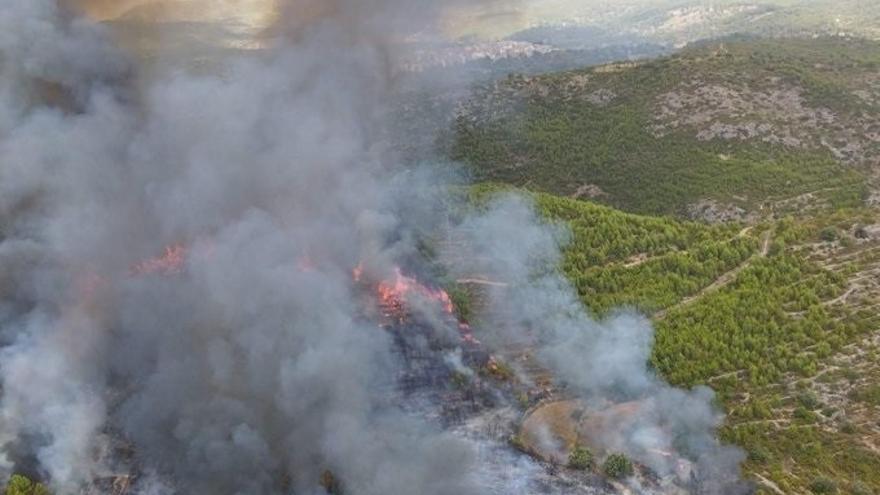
[654,230,772,320]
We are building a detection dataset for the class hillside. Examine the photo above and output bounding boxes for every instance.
[494,1,880,45]
[447,36,880,494]
[7,4,880,494]
[461,187,880,494]
[452,37,880,218]
[619,0,880,43]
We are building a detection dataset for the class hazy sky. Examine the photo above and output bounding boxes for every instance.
[72,0,278,26]
[70,0,620,41]
[75,0,858,41]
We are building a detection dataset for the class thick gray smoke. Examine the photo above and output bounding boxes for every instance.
[445,196,748,494]
[0,1,487,493]
[0,1,744,494]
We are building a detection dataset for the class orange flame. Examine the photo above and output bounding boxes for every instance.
[353,264,485,345]
[374,267,455,318]
[459,323,480,345]
[131,244,187,275]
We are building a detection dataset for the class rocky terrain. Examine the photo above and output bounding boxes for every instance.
[504,0,880,47]
[452,37,878,216]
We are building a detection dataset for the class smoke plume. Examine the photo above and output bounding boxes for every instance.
[0,0,743,494]
[444,196,749,493]
[0,1,486,493]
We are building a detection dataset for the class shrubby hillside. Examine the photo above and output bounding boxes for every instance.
[499,187,880,494]
[452,37,879,218]
[451,36,880,493]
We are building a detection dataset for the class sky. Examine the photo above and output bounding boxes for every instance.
[73,0,871,47]
[72,0,562,39]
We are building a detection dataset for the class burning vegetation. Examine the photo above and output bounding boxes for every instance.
[130,245,188,276]
[0,1,747,494]
[359,265,454,320]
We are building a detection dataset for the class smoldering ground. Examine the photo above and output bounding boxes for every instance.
[0,1,744,494]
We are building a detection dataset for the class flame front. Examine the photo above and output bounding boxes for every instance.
[357,265,482,344]
[131,244,187,275]
[375,267,454,318]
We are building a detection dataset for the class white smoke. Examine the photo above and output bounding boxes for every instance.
[0,1,745,494]
[444,196,749,493]
[0,1,487,493]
